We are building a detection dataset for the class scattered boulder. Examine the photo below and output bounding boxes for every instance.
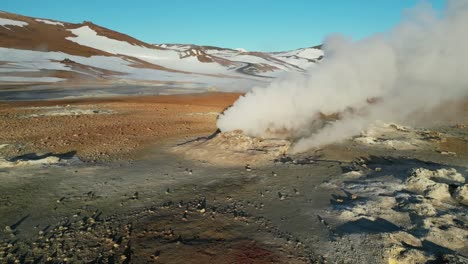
[453,185,468,206]
[405,168,465,201]
[414,168,464,184]
[424,183,451,200]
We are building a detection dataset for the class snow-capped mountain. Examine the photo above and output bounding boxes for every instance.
[0,11,323,90]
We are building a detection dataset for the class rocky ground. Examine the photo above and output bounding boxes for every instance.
[0,93,467,263]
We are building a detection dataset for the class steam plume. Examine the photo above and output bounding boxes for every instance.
[217,0,468,152]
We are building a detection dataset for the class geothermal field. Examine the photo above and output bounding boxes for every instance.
[1,1,468,264]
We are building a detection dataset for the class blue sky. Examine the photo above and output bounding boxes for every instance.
[1,0,444,51]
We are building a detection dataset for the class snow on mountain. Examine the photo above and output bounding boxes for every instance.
[67,27,235,75]
[270,47,324,70]
[161,45,324,77]
[0,11,323,91]
[67,26,179,60]
[0,17,28,28]
[35,18,64,26]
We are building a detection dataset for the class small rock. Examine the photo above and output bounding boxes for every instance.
[390,231,422,247]
[278,192,285,200]
[439,151,456,155]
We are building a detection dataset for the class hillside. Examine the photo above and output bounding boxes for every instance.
[0,11,323,90]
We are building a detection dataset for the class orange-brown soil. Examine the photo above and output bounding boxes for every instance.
[0,93,241,161]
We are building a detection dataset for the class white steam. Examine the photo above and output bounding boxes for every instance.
[217,1,468,152]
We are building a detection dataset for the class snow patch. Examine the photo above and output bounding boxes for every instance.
[0,48,263,90]
[66,26,236,75]
[0,18,28,28]
[35,19,64,26]
[274,48,323,60]
[0,76,65,82]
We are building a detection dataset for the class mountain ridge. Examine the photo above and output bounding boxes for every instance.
[0,11,323,90]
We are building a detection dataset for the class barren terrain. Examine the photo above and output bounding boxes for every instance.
[1,5,467,264]
[0,93,241,162]
[0,90,467,263]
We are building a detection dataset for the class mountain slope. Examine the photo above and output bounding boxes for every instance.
[0,11,323,90]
